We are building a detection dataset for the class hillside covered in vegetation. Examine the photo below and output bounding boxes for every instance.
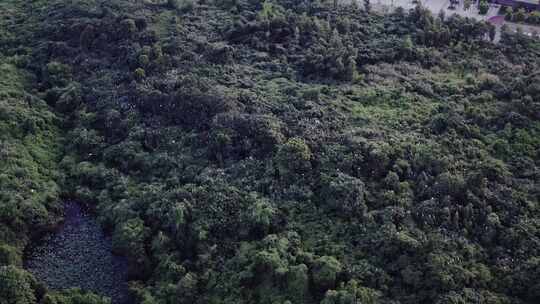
[1,0,539,303]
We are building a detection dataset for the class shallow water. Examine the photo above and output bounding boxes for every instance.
[25,202,130,304]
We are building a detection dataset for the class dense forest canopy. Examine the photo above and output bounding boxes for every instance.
[0,0,539,303]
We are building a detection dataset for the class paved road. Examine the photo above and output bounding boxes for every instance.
[362,0,540,41]
[371,0,498,19]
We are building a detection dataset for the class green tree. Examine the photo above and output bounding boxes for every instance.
[401,35,414,59]
[312,256,342,291]
[319,173,366,216]
[321,280,380,304]
[245,195,277,237]
[286,264,310,303]
[515,8,527,22]
[478,0,489,15]
[0,245,21,266]
[42,288,110,304]
[528,11,540,24]
[112,217,150,278]
[275,138,312,180]
[464,0,472,10]
[504,6,513,20]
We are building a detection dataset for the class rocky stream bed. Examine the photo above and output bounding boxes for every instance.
[25,202,130,304]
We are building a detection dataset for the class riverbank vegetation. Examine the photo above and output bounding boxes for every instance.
[1,0,539,303]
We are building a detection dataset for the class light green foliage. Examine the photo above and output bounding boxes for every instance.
[312,256,342,291]
[112,217,149,257]
[258,1,285,21]
[134,67,146,80]
[245,195,277,236]
[0,266,37,304]
[321,280,380,304]
[42,288,110,304]
[0,245,21,266]
[0,61,62,248]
